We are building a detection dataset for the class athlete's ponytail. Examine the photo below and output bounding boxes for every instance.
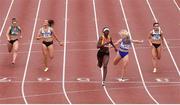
[48,20,54,27]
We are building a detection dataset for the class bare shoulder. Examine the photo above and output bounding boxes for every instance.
[99,35,103,39]
[149,30,153,34]
[8,26,11,29]
[49,27,54,30]
[39,27,42,31]
[160,30,163,34]
[18,26,21,28]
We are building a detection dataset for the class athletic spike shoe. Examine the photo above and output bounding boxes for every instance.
[44,67,49,72]
[153,68,157,73]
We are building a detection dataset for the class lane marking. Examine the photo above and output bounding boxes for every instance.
[21,0,42,104]
[0,76,16,82]
[76,78,90,82]
[119,0,159,104]
[0,77,11,82]
[0,0,15,37]
[0,83,179,101]
[62,0,72,104]
[92,0,116,104]
[173,0,180,11]
[37,77,51,82]
[117,78,129,82]
[0,80,180,84]
[145,0,180,76]
[155,78,169,83]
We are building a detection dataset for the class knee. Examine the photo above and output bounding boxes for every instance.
[113,58,119,65]
[157,56,161,60]
[103,65,107,69]
[50,56,54,60]
[44,54,48,59]
[13,49,18,53]
[152,56,157,60]
[113,61,117,65]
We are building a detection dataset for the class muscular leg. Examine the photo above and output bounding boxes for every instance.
[97,51,103,68]
[47,44,54,60]
[121,55,129,79]
[152,47,158,72]
[7,42,13,53]
[152,48,157,68]
[12,41,19,64]
[42,44,48,69]
[157,46,162,60]
[102,55,109,82]
[113,52,122,65]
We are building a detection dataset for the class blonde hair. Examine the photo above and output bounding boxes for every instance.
[119,29,129,38]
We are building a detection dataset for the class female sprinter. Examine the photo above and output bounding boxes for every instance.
[113,29,143,81]
[148,22,164,73]
[6,18,22,64]
[36,20,63,72]
[97,27,117,86]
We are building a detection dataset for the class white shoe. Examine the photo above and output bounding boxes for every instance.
[153,68,157,73]
[119,78,125,82]
[118,78,129,82]
[44,67,48,72]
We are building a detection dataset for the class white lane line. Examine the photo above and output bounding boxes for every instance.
[1,83,179,101]
[0,0,15,37]
[21,0,42,104]
[145,0,180,76]
[119,0,159,104]
[92,0,116,104]
[2,80,180,84]
[173,0,180,11]
[62,0,72,104]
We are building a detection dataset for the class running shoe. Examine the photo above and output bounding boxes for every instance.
[153,68,157,73]
[118,78,129,82]
[44,67,49,72]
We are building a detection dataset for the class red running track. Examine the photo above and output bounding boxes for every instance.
[0,0,179,104]
[0,0,40,103]
[121,0,180,104]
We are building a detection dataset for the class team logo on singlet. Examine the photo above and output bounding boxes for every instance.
[152,30,161,40]
[41,27,52,38]
[10,26,20,35]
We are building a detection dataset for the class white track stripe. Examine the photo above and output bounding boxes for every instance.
[0,0,14,37]
[173,0,180,11]
[119,0,159,104]
[92,0,116,104]
[62,0,71,104]
[21,0,42,104]
[145,0,180,76]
